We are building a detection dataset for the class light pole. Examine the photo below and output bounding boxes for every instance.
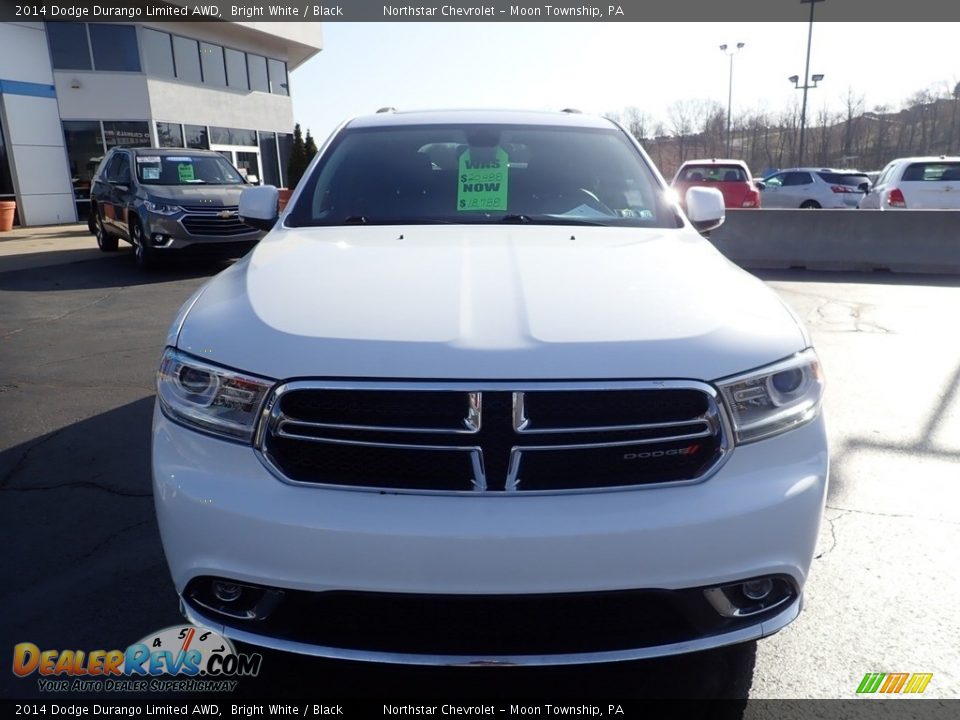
[720,42,745,157]
[789,72,824,166]
[791,0,825,167]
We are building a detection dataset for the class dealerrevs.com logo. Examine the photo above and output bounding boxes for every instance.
[12,625,262,693]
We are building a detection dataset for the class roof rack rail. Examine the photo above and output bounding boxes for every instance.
[560,108,582,114]
[376,107,397,114]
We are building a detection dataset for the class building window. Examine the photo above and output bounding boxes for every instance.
[210,127,257,147]
[103,121,150,149]
[61,121,105,220]
[200,42,227,87]
[278,132,293,187]
[47,23,92,70]
[173,36,202,83]
[225,48,248,90]
[0,117,15,198]
[184,125,209,149]
[89,25,141,72]
[157,122,184,148]
[268,59,288,96]
[247,54,269,92]
[142,28,175,78]
[258,132,280,187]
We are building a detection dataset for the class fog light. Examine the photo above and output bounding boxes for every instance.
[151,234,168,247]
[186,576,285,621]
[213,581,242,603]
[704,576,795,618]
[742,578,774,601]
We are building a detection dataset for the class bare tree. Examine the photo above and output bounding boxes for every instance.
[667,100,695,164]
[622,106,651,143]
[842,88,865,163]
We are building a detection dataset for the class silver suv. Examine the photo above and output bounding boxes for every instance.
[760,168,870,209]
[88,147,264,269]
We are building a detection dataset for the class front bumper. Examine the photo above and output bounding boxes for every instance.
[152,404,828,664]
[142,212,261,251]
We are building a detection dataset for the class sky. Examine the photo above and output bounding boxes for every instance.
[290,22,960,144]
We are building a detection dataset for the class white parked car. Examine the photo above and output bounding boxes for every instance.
[857,156,960,209]
[760,168,871,209]
[152,109,828,665]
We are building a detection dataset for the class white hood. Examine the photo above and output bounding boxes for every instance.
[175,225,806,381]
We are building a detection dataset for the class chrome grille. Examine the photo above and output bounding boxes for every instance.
[256,382,729,494]
[179,205,256,237]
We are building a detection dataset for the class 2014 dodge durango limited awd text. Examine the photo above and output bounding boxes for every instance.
[152,109,828,665]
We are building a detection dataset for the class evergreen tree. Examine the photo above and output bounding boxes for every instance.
[287,123,307,188]
[305,129,319,163]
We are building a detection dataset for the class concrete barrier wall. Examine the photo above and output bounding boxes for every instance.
[708,209,960,274]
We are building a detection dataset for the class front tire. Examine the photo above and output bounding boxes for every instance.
[131,219,157,270]
[94,212,118,252]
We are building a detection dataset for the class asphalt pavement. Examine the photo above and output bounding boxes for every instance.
[1,225,957,700]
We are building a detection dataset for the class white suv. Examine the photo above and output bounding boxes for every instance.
[760,168,871,209]
[153,110,828,665]
[857,156,960,209]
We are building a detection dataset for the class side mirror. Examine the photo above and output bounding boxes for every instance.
[858,182,870,193]
[240,185,279,232]
[685,187,725,234]
[246,175,260,186]
[755,181,766,191]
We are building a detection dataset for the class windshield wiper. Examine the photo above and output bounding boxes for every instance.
[501,214,532,223]
[343,215,368,224]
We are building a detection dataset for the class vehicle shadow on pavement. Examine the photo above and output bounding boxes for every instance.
[0,398,183,700]
[0,249,232,291]
[751,268,960,288]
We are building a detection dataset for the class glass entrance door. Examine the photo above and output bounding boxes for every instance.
[210,145,261,185]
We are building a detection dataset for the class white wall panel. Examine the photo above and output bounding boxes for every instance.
[148,79,292,133]
[8,144,73,196]
[0,23,54,85]
[2,94,64,147]
[54,73,152,121]
[17,192,76,226]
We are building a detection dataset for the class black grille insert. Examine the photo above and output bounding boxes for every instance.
[280,389,472,431]
[262,385,725,492]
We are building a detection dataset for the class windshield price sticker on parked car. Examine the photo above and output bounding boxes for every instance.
[177,163,196,183]
[458,147,509,211]
[136,156,161,164]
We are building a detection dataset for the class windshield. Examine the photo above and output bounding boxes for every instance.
[135,154,245,185]
[901,162,960,182]
[676,165,747,183]
[286,124,679,228]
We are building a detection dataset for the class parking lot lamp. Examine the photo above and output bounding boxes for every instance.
[793,0,826,167]
[720,42,745,157]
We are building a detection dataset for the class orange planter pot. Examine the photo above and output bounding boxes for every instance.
[277,188,293,212]
[0,200,16,232]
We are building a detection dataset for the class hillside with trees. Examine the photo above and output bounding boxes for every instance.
[607,81,960,178]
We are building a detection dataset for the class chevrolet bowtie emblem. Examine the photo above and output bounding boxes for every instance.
[218,210,235,219]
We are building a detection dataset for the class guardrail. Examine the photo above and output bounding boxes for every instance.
[707,209,960,274]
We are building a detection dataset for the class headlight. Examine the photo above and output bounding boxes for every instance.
[716,349,824,444]
[144,200,182,215]
[157,348,274,442]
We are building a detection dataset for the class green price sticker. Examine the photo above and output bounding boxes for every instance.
[177,163,195,183]
[457,148,509,212]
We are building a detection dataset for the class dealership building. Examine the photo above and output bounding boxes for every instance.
[0,19,322,226]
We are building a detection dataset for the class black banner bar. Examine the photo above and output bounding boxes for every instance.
[4,0,960,22]
[2,700,960,719]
